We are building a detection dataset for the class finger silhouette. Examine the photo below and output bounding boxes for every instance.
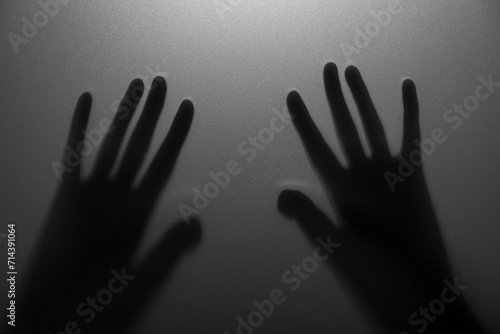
[402,79,421,157]
[278,190,340,245]
[324,63,365,164]
[93,79,144,181]
[345,65,390,158]
[116,76,167,185]
[287,90,342,186]
[64,92,91,185]
[139,99,194,201]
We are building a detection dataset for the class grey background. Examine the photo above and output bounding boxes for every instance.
[0,0,499,333]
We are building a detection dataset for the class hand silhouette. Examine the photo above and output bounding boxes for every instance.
[278,64,486,333]
[16,77,201,334]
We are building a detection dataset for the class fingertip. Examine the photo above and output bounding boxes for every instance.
[164,99,194,143]
[129,78,145,99]
[287,90,303,109]
[323,63,341,89]
[180,99,194,114]
[402,78,417,95]
[130,77,145,89]
[153,75,166,85]
[186,217,201,233]
[345,65,360,83]
[324,62,338,76]
[176,99,195,125]
[345,64,358,73]
[151,76,167,93]
[402,78,418,109]
[75,92,92,120]
[78,91,92,108]
[277,190,295,217]
[80,91,92,100]
[287,91,308,121]
[172,218,202,246]
[287,90,299,101]
[278,189,311,217]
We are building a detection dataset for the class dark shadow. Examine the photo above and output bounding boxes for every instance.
[14,77,201,334]
[278,63,487,333]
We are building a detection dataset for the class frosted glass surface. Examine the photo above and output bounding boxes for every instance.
[1,1,499,333]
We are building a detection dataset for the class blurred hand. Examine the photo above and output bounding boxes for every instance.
[17,77,201,334]
[278,64,485,333]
